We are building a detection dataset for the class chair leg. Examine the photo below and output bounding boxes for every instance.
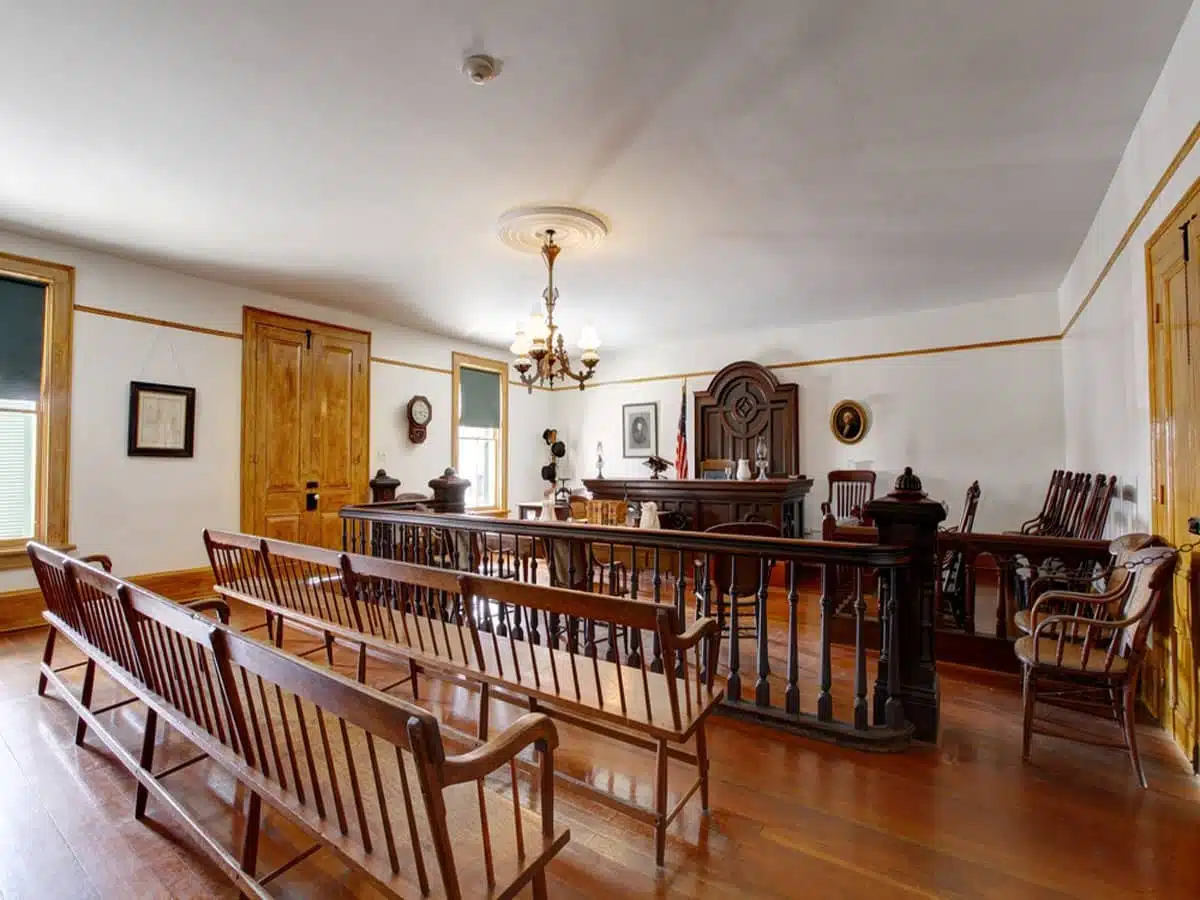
[1021,665,1036,762]
[238,792,262,900]
[1122,682,1148,788]
[696,721,710,813]
[532,870,549,900]
[36,628,57,696]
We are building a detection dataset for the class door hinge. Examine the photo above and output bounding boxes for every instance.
[305,328,313,350]
[1160,483,1167,504]
[1155,303,1162,324]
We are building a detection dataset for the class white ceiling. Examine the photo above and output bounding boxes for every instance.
[0,1,1191,350]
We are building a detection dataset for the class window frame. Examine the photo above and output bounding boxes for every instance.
[0,251,74,571]
[450,351,508,515]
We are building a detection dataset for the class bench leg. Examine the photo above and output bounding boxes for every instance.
[135,709,159,820]
[37,628,57,696]
[323,631,335,667]
[75,659,96,746]
[696,721,710,813]
[238,791,262,899]
[356,643,368,684]
[273,614,285,649]
[409,660,420,701]
[264,611,274,644]
[532,870,549,900]
[654,738,668,867]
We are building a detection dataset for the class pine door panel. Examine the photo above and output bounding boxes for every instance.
[254,324,309,543]
[242,310,369,551]
[1148,185,1200,765]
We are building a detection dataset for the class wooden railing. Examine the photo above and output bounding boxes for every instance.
[341,473,948,748]
[824,518,1111,671]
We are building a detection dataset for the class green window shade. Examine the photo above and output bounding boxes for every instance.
[0,276,45,403]
[459,367,501,428]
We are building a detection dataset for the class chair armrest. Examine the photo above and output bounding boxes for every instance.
[674,616,719,652]
[80,554,113,573]
[1030,613,1121,662]
[184,598,230,624]
[440,713,559,786]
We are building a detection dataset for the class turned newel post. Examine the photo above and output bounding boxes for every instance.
[428,467,470,513]
[369,468,401,503]
[864,467,945,743]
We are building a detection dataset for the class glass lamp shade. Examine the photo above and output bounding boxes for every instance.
[527,313,550,343]
[578,324,601,351]
[510,329,532,356]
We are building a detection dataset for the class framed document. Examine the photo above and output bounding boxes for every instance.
[128,381,196,457]
[622,402,658,458]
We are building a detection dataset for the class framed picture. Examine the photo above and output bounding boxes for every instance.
[128,381,196,457]
[830,399,868,445]
[622,402,658,458]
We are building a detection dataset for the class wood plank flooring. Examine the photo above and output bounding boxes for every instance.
[0,597,1197,899]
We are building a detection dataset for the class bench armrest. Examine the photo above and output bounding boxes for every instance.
[80,553,113,573]
[440,713,559,786]
[674,616,719,652]
[183,598,230,624]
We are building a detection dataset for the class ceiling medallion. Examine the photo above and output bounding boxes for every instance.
[501,206,608,392]
[496,205,609,254]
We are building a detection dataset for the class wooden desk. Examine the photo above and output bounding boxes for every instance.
[583,477,813,537]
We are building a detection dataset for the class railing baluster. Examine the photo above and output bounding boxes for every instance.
[674,549,687,677]
[853,566,868,731]
[884,567,905,729]
[650,547,664,674]
[817,563,833,722]
[754,556,770,707]
[785,560,800,715]
[726,558,741,703]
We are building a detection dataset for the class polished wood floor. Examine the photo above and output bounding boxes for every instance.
[2,597,1198,900]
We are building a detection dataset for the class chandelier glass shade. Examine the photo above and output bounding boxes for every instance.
[510,228,600,391]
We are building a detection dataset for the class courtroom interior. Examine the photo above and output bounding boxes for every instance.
[1,2,1199,898]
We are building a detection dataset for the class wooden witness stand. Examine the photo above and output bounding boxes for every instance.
[205,530,724,866]
[29,543,567,899]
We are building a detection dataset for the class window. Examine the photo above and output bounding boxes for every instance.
[0,253,73,570]
[451,352,508,512]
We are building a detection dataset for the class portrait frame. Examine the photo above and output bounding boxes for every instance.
[622,401,658,458]
[830,399,868,446]
[128,381,196,458]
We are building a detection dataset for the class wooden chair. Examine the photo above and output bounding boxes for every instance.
[699,459,733,480]
[1016,545,1178,787]
[938,481,981,628]
[1013,533,1162,636]
[820,470,876,522]
[694,521,780,639]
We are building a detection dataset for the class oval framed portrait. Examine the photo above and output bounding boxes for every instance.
[830,399,868,445]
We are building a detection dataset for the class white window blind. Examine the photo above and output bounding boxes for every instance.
[0,400,36,540]
[458,425,498,509]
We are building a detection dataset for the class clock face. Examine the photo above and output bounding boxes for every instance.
[410,397,431,425]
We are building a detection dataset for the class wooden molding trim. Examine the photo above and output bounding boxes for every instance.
[1061,118,1200,337]
[75,304,242,340]
[371,355,452,375]
[568,334,1062,389]
[0,565,213,634]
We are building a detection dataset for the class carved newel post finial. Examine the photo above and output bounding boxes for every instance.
[863,466,946,744]
[369,468,401,503]
[428,467,470,514]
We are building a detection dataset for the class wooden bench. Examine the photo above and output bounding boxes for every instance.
[28,542,568,899]
[204,529,723,865]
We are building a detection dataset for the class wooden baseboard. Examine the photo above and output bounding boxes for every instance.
[0,565,214,634]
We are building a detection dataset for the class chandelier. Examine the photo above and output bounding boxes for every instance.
[510,228,600,391]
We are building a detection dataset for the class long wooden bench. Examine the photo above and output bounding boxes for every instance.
[204,529,723,865]
[28,542,568,899]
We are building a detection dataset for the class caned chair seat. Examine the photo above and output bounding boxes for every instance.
[1014,635,1128,674]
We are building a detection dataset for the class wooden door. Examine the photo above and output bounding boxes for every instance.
[1148,177,1200,768]
[242,308,369,549]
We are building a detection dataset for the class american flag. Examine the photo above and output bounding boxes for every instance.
[674,380,688,479]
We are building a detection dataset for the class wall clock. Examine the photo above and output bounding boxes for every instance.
[407,395,432,444]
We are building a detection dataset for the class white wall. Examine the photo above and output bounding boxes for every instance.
[1058,1,1200,533]
[553,292,1065,535]
[0,230,545,590]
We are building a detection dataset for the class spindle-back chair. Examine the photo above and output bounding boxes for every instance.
[819,470,877,522]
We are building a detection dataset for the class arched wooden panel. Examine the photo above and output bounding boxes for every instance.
[694,361,799,477]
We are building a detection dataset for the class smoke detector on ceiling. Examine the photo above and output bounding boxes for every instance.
[462,54,501,85]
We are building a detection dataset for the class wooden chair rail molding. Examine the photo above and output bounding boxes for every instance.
[339,471,948,746]
[205,529,723,866]
[28,542,567,899]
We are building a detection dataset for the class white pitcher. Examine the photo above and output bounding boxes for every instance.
[638,501,661,530]
[735,459,753,481]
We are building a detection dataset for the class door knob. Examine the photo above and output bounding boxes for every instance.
[306,491,320,511]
